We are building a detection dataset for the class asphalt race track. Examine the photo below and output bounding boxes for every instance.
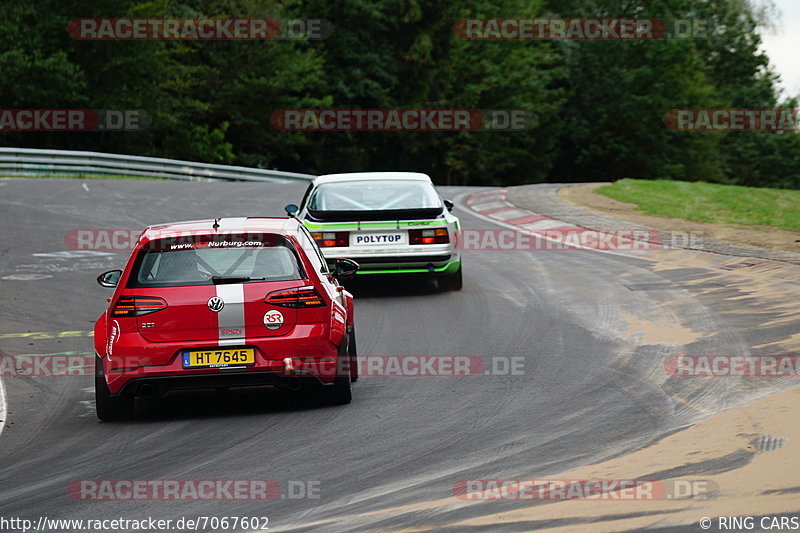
[0,178,798,532]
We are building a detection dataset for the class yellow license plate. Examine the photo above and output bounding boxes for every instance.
[182,348,255,368]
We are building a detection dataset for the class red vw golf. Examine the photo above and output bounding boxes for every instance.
[93,217,359,421]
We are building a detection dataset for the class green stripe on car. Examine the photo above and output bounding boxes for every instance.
[355,261,461,275]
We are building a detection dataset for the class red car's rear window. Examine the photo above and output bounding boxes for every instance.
[127,233,303,287]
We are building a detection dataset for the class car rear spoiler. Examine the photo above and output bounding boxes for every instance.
[307,207,444,222]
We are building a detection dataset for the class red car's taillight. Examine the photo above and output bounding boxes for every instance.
[311,231,349,247]
[409,228,450,245]
[111,296,168,317]
[266,286,326,308]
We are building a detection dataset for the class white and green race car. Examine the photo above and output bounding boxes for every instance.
[285,172,462,290]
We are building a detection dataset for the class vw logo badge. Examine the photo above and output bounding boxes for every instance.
[207,296,225,312]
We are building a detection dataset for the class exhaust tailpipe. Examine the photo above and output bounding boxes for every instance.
[283,377,302,391]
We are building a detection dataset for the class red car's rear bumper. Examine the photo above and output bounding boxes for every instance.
[103,324,344,395]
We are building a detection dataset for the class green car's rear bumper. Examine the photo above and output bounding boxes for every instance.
[354,260,461,275]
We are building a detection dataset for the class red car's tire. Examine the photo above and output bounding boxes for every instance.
[326,376,352,405]
[321,332,353,405]
[348,328,358,383]
[95,356,134,421]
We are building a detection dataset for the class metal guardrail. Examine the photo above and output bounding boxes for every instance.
[0,147,315,182]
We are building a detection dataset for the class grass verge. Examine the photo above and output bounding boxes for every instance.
[595,179,800,232]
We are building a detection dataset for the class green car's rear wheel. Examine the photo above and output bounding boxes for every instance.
[438,265,463,291]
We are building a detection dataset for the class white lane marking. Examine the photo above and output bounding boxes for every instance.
[82,182,89,192]
[216,284,246,346]
[489,208,533,221]
[0,377,6,437]
[519,219,573,231]
[469,200,506,211]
